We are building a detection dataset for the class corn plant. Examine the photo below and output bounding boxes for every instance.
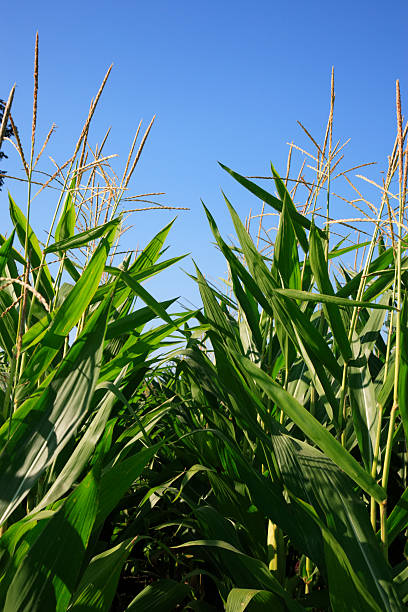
[131,85,408,610]
[0,37,197,611]
[2,37,408,611]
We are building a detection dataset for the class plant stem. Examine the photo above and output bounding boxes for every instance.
[380,80,405,555]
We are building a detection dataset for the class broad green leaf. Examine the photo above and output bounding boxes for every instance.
[184,359,325,566]
[126,579,190,611]
[8,194,54,300]
[20,311,53,353]
[219,162,324,246]
[105,253,187,286]
[274,199,301,290]
[99,310,195,384]
[195,264,241,353]
[271,290,342,381]
[322,521,383,612]
[362,269,396,303]
[310,223,352,362]
[270,434,396,608]
[394,563,408,604]
[359,293,389,355]
[387,486,408,545]
[175,540,303,611]
[0,230,15,278]
[70,539,133,610]
[131,217,176,271]
[202,202,274,319]
[348,331,378,469]
[17,223,119,400]
[119,270,177,327]
[0,233,25,266]
[105,298,176,340]
[0,293,112,525]
[4,470,98,612]
[235,354,386,502]
[0,519,50,608]
[54,177,76,247]
[290,324,341,428]
[226,267,263,354]
[329,240,371,260]
[270,163,309,253]
[64,256,81,282]
[273,287,395,311]
[226,588,285,612]
[45,216,121,254]
[295,498,399,611]
[0,289,18,360]
[222,195,342,380]
[94,444,160,530]
[33,376,123,512]
[337,246,400,299]
[92,218,177,306]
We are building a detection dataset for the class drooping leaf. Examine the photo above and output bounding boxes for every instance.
[175,540,303,611]
[273,287,395,311]
[45,217,121,254]
[294,498,400,611]
[219,162,324,250]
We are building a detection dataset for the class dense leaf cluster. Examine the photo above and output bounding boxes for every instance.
[0,161,407,609]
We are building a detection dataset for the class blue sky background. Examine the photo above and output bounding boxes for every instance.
[2,0,408,308]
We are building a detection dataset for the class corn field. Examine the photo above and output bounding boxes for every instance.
[1,44,408,611]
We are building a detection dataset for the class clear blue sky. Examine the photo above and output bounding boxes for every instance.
[2,1,408,308]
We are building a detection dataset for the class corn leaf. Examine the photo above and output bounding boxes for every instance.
[54,177,76,247]
[235,354,386,502]
[0,230,15,278]
[274,199,301,290]
[126,579,190,611]
[69,539,133,610]
[0,293,112,525]
[8,195,54,301]
[94,444,160,530]
[387,486,408,545]
[33,379,122,512]
[398,296,408,443]
[17,225,118,400]
[226,589,285,612]
[310,223,352,362]
[273,287,395,311]
[4,470,98,612]
[348,332,378,470]
[219,162,324,247]
[45,217,121,254]
[175,540,303,611]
